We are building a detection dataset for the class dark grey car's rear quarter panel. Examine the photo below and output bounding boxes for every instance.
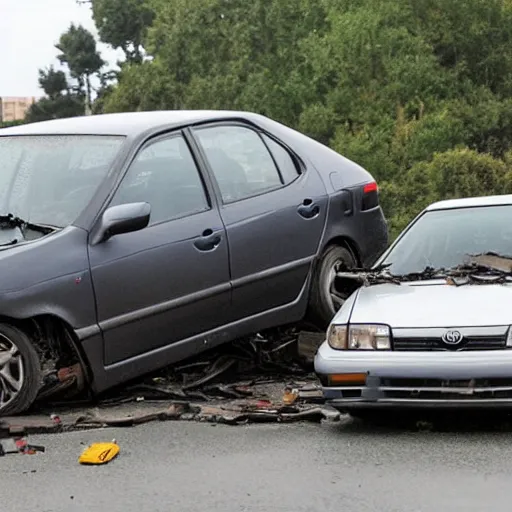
[251,115,388,262]
[322,187,388,266]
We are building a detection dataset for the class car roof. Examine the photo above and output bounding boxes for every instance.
[426,194,512,211]
[0,110,262,137]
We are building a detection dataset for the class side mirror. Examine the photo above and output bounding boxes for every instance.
[91,202,151,245]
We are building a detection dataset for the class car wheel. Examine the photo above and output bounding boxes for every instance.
[0,324,41,416]
[309,245,356,327]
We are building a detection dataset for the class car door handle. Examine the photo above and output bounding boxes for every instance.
[194,229,222,251]
[297,199,320,219]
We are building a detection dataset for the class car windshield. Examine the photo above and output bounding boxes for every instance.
[0,135,125,228]
[381,205,512,275]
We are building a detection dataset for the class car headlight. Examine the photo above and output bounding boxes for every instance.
[507,326,512,347]
[327,324,391,350]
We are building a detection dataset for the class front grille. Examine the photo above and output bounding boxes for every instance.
[393,336,506,351]
[380,378,512,401]
[382,377,512,387]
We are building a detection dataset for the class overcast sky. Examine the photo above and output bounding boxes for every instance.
[0,0,122,97]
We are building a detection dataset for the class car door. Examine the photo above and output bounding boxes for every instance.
[88,132,231,366]
[191,123,328,321]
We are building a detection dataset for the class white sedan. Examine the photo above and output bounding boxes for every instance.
[315,194,512,414]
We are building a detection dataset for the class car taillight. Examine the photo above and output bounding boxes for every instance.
[363,181,378,194]
[361,181,379,211]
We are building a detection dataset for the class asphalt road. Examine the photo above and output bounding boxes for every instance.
[2,416,512,512]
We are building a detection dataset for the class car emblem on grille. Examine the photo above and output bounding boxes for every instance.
[442,330,464,345]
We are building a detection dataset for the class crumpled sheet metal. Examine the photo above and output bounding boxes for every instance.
[0,381,332,434]
[90,328,321,407]
[74,403,193,428]
[0,415,62,436]
[198,406,340,426]
[73,402,340,428]
[336,252,512,291]
[31,327,329,432]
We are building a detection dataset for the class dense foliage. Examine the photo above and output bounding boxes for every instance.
[32,0,512,237]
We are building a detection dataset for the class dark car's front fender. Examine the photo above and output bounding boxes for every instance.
[0,226,98,335]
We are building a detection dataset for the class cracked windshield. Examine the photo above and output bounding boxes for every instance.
[4,0,512,511]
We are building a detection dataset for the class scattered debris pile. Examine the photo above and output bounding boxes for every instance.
[3,326,338,432]
[335,252,512,291]
[74,400,340,428]
[96,326,326,406]
[81,326,337,426]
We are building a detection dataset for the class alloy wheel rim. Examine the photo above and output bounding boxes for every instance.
[0,334,24,410]
[325,259,349,314]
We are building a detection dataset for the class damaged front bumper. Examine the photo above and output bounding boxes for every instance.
[315,342,512,410]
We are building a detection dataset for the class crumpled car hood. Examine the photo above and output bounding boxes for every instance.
[348,281,512,328]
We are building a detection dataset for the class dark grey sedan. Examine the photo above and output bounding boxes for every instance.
[0,110,388,415]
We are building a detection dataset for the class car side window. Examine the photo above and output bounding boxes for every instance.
[111,135,208,225]
[194,125,284,203]
[261,134,300,185]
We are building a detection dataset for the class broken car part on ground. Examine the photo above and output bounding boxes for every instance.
[316,195,512,416]
[0,436,45,456]
[0,110,387,416]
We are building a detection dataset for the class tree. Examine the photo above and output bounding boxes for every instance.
[24,95,85,124]
[104,0,329,120]
[91,69,118,113]
[412,0,512,96]
[25,65,85,124]
[380,147,512,238]
[38,66,69,99]
[56,24,105,113]
[24,64,84,123]
[90,0,512,239]
[91,0,154,63]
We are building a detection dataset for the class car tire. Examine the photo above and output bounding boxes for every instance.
[308,245,357,328]
[0,324,41,416]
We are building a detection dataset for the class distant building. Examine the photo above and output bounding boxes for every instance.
[0,96,36,122]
